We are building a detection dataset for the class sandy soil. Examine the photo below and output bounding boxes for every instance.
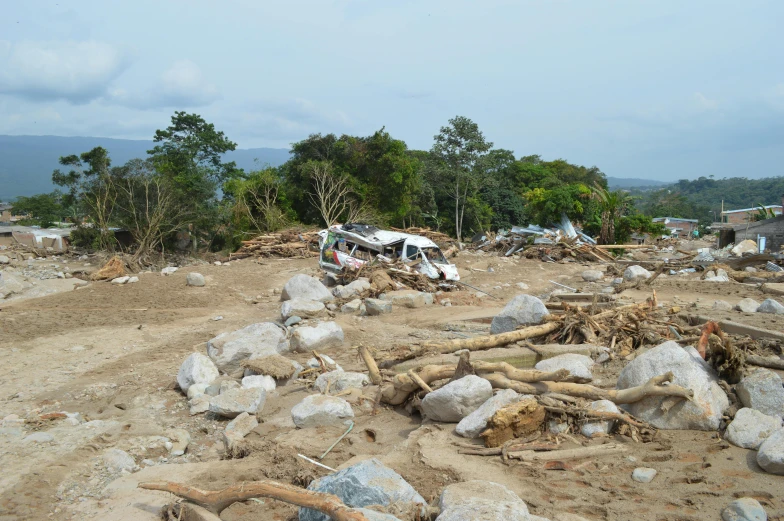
[0,251,782,521]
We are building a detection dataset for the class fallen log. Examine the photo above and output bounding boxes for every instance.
[508,443,626,462]
[416,321,561,355]
[745,354,784,370]
[138,481,373,520]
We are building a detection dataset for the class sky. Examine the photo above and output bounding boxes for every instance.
[0,0,783,181]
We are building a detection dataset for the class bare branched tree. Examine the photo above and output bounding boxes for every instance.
[306,161,356,226]
[232,169,288,234]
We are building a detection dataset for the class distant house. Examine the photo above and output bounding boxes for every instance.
[0,203,12,224]
[721,204,784,225]
[734,214,784,252]
[652,217,698,237]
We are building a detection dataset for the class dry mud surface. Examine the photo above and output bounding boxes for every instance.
[0,252,782,520]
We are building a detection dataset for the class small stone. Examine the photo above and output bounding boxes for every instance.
[438,480,530,521]
[735,298,761,313]
[722,497,767,521]
[186,272,206,286]
[725,408,781,449]
[111,276,129,284]
[757,298,784,314]
[209,387,266,418]
[291,394,354,428]
[581,270,604,282]
[333,279,371,299]
[516,282,529,290]
[365,298,392,315]
[581,400,619,437]
[631,467,657,483]
[713,300,733,311]
[223,412,258,448]
[757,427,784,475]
[314,371,369,393]
[379,290,434,308]
[0,255,9,264]
[103,448,135,472]
[241,375,276,393]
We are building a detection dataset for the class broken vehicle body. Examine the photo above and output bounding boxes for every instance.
[318,223,460,281]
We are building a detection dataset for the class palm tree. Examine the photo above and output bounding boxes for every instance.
[591,183,633,245]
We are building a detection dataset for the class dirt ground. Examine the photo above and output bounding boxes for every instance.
[0,248,782,521]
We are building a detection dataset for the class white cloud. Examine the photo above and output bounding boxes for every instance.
[111,60,219,109]
[0,40,130,103]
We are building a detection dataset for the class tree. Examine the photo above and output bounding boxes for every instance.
[12,191,65,228]
[591,183,634,244]
[225,167,291,236]
[305,161,357,226]
[430,116,492,242]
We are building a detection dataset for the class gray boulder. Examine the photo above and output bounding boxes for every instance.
[208,387,266,418]
[580,400,619,437]
[186,272,206,287]
[314,370,369,393]
[725,408,781,449]
[291,394,354,428]
[223,412,258,448]
[333,279,371,299]
[207,323,289,373]
[757,298,784,314]
[299,458,426,521]
[241,375,276,392]
[354,510,402,521]
[455,390,521,438]
[189,395,210,415]
[623,265,651,282]
[341,299,362,314]
[282,274,334,302]
[735,298,760,313]
[0,255,9,264]
[581,270,604,282]
[281,299,326,320]
[490,294,549,334]
[736,369,784,419]
[722,497,768,521]
[365,298,392,315]
[177,353,219,393]
[616,341,728,430]
[380,290,434,308]
[438,480,530,521]
[290,321,344,352]
[0,271,32,297]
[535,354,594,383]
[421,375,494,422]
[757,427,784,475]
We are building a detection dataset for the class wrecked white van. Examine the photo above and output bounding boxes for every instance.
[318,224,460,281]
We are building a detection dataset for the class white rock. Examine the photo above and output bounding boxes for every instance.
[103,448,136,472]
[291,394,354,428]
[290,322,344,352]
[23,432,54,443]
[725,408,781,449]
[438,480,530,521]
[631,467,657,483]
[757,427,784,475]
[516,282,529,290]
[379,290,434,308]
[455,390,521,438]
[365,298,392,315]
[341,299,362,313]
[223,412,258,448]
[207,323,289,373]
[722,497,768,521]
[177,353,220,393]
[111,276,129,284]
[735,298,761,313]
[736,369,784,419]
[732,240,758,256]
[623,265,651,282]
[580,399,619,437]
[713,300,733,311]
[314,371,369,393]
[581,270,604,282]
[333,279,371,299]
[189,395,210,415]
[186,272,206,286]
[167,428,190,456]
[616,341,728,430]
[535,354,594,383]
[281,299,326,320]
[0,255,9,264]
[186,383,209,399]
[306,354,342,372]
[127,276,139,283]
[421,375,494,422]
[242,375,276,393]
[490,294,549,334]
[281,274,334,302]
[757,298,784,314]
[161,266,178,276]
[209,387,266,418]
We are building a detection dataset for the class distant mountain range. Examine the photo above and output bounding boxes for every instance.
[606,177,670,189]
[0,135,290,200]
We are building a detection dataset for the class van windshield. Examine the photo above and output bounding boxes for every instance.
[421,247,447,264]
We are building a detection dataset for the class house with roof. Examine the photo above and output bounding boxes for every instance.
[652,217,699,237]
[721,204,783,225]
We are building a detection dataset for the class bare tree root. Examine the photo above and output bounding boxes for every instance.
[138,481,373,520]
[473,361,572,383]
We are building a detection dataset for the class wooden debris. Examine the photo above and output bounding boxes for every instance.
[91,255,126,281]
[480,397,546,448]
[230,229,320,259]
[508,443,627,462]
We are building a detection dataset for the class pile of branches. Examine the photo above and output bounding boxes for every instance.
[339,261,458,295]
[520,243,615,264]
[231,229,320,260]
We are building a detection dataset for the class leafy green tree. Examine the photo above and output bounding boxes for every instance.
[12,191,65,228]
[591,184,634,244]
[430,116,493,241]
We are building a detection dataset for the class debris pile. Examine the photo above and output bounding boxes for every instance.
[231,229,321,259]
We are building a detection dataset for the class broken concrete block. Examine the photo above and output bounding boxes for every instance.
[290,321,344,352]
[725,408,781,449]
[281,274,333,302]
[455,389,521,438]
[365,298,392,315]
[490,294,549,334]
[623,265,651,282]
[300,458,426,521]
[616,341,728,430]
[186,272,206,286]
[291,394,354,428]
[281,299,326,320]
[421,375,493,422]
[208,387,266,418]
[177,353,220,393]
[314,370,369,393]
[207,323,289,373]
[735,298,761,313]
[535,353,594,383]
[736,369,784,419]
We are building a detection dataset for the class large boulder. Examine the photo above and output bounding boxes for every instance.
[281,299,326,320]
[535,354,594,383]
[290,322,344,352]
[731,239,758,256]
[291,394,354,428]
[757,427,784,475]
[186,272,206,287]
[208,387,266,418]
[581,270,604,282]
[380,290,434,308]
[421,375,493,423]
[282,274,333,302]
[757,298,784,315]
[721,498,767,521]
[455,390,521,438]
[333,279,371,299]
[725,408,781,449]
[736,369,784,419]
[437,480,530,521]
[490,294,549,334]
[623,265,651,282]
[207,323,289,373]
[177,353,219,393]
[299,458,426,521]
[580,400,620,437]
[241,375,276,393]
[314,371,369,393]
[616,341,728,430]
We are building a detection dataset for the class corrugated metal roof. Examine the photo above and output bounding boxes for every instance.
[722,205,783,214]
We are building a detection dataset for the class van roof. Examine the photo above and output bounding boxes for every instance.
[327,224,439,249]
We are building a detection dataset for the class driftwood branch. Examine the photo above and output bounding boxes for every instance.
[413,321,561,357]
[138,481,373,520]
[508,443,627,462]
[745,354,784,370]
[358,345,382,385]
